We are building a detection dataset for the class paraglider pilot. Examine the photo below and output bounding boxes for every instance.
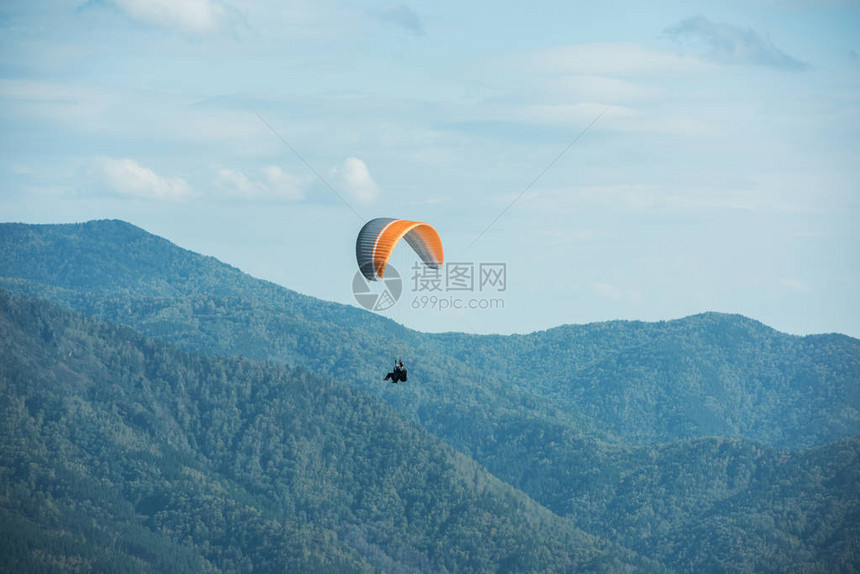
[384,360,407,383]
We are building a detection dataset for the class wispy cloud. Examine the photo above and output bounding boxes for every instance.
[0,79,113,125]
[546,75,665,104]
[780,277,811,292]
[372,4,424,36]
[665,16,808,71]
[592,282,642,304]
[11,165,35,175]
[110,0,237,34]
[467,43,718,140]
[526,185,760,213]
[538,228,595,245]
[91,157,193,201]
[215,166,305,201]
[471,102,717,138]
[524,42,711,76]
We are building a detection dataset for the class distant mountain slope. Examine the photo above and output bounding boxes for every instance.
[0,219,239,296]
[2,220,859,572]
[433,315,860,447]
[0,219,620,444]
[0,289,654,573]
[1,219,857,449]
[0,219,377,329]
[469,414,860,572]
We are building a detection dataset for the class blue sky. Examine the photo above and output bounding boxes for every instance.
[1,0,858,336]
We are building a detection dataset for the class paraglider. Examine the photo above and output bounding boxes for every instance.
[383,360,407,383]
[356,218,442,384]
[355,218,443,281]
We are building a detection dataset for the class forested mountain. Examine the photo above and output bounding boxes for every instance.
[0,290,651,572]
[1,219,858,572]
[2,220,856,449]
[433,315,860,447]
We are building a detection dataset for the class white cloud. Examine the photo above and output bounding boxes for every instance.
[93,157,193,201]
[215,166,305,201]
[215,168,265,197]
[332,157,379,205]
[262,166,305,200]
[111,0,233,33]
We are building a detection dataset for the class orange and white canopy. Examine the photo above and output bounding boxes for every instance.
[355,218,444,281]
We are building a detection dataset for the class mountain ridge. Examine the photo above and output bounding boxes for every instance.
[3,218,845,338]
[2,219,858,572]
[2,220,857,448]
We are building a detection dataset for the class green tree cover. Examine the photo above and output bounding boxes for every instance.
[466,415,859,572]
[432,316,860,447]
[1,220,859,571]
[0,290,652,573]
[1,220,856,448]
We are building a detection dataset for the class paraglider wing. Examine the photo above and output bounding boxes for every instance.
[356,217,444,281]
